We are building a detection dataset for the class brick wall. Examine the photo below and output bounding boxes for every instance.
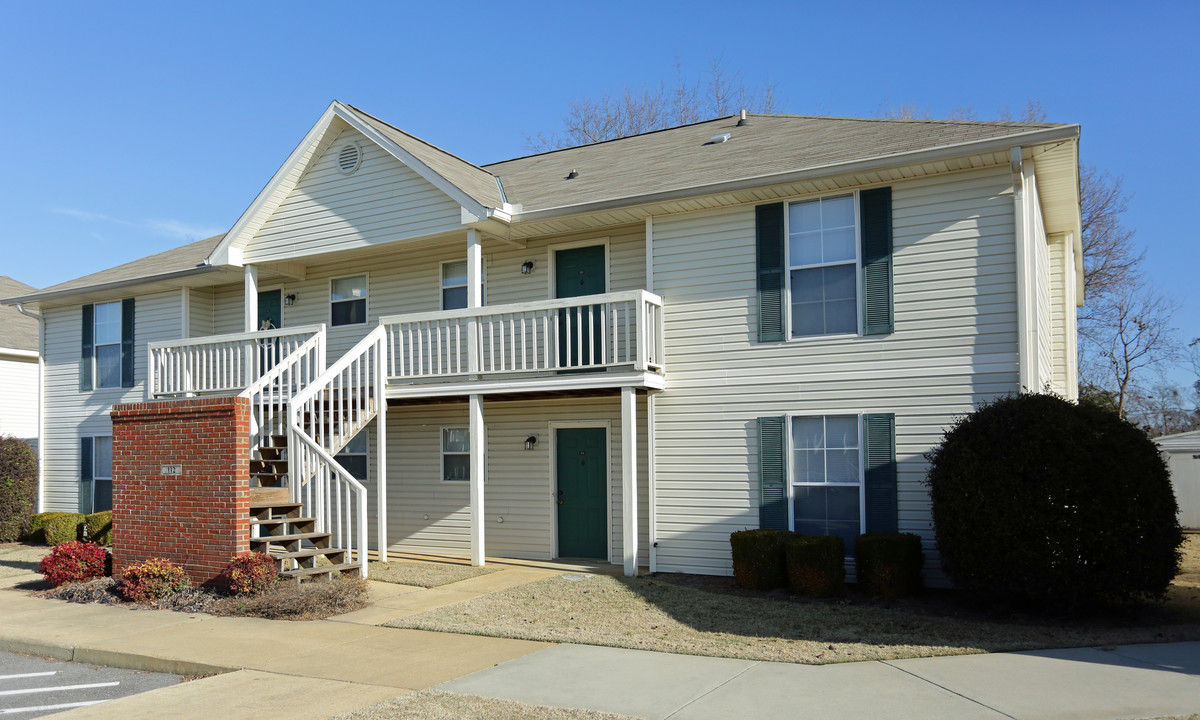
[110,397,250,586]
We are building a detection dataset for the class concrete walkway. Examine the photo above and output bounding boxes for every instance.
[1,557,1198,720]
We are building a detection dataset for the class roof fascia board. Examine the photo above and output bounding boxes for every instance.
[209,102,343,267]
[510,124,1082,223]
[0,348,38,360]
[0,265,225,306]
[335,104,494,221]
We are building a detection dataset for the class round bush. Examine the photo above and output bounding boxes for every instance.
[39,541,109,586]
[221,553,280,595]
[0,436,37,543]
[119,558,190,601]
[926,393,1183,612]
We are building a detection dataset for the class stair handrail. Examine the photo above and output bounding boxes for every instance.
[287,325,387,578]
[239,326,327,451]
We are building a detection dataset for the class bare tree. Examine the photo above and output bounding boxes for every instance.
[1093,288,1180,418]
[525,60,778,152]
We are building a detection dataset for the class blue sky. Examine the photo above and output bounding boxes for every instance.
[1,1,1196,366]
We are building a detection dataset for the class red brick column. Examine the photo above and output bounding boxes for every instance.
[110,397,250,586]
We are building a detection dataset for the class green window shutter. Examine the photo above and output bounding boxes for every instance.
[121,298,136,388]
[79,436,94,515]
[863,413,897,534]
[80,304,94,391]
[860,187,894,335]
[756,203,785,342]
[757,416,788,529]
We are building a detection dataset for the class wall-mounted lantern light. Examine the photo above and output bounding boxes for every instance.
[521,261,535,275]
[283,293,297,306]
[524,435,538,450]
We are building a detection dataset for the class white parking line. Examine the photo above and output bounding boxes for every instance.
[0,681,120,696]
[0,674,56,682]
[1,700,109,715]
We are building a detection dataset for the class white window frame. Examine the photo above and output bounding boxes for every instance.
[784,192,863,340]
[335,431,369,482]
[441,426,471,483]
[786,413,866,546]
[93,300,123,389]
[86,434,114,514]
[440,259,486,310]
[330,273,368,327]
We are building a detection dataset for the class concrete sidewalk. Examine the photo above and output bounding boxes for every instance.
[2,559,1199,720]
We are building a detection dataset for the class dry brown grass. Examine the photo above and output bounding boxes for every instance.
[388,537,1200,665]
[210,574,370,620]
[367,560,498,588]
[330,689,640,720]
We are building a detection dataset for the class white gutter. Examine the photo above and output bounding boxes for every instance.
[508,125,1082,224]
[15,303,45,514]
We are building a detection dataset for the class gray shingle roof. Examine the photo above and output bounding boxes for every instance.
[484,114,1068,212]
[344,105,506,209]
[0,277,39,351]
[3,234,225,304]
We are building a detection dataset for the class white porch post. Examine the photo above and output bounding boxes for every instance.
[469,393,485,566]
[467,229,482,373]
[243,265,259,385]
[621,386,638,576]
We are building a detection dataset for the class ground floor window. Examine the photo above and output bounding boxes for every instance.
[81,435,113,514]
[790,415,862,553]
[442,427,470,482]
[335,433,368,482]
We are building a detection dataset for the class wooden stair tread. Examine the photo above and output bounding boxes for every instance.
[250,516,316,526]
[249,501,303,511]
[251,532,329,543]
[270,547,346,560]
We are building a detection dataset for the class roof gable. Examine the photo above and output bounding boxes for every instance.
[209,101,507,266]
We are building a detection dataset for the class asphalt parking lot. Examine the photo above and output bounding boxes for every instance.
[0,651,182,717]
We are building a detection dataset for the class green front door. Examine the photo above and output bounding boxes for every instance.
[555,245,605,368]
[556,427,607,559]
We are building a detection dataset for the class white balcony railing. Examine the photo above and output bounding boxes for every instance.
[148,324,326,398]
[378,290,663,382]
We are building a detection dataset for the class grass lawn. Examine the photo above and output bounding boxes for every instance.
[367,559,498,588]
[388,536,1200,665]
[332,690,638,720]
[0,543,48,579]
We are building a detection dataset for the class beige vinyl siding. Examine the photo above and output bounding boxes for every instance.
[241,127,464,264]
[379,396,650,565]
[41,291,183,511]
[1048,238,1068,394]
[0,356,38,442]
[212,283,243,335]
[650,165,1020,580]
[187,287,216,338]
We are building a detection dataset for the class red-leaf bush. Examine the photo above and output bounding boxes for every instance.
[221,553,280,595]
[38,541,109,586]
[119,558,190,601]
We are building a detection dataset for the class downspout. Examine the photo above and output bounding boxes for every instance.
[15,303,45,513]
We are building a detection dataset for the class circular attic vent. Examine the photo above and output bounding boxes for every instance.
[336,142,362,175]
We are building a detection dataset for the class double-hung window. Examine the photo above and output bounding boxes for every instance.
[80,435,113,514]
[441,260,485,310]
[442,427,470,482]
[791,415,862,553]
[93,301,123,388]
[81,298,134,390]
[331,275,367,326]
[335,433,368,482]
[788,195,858,337]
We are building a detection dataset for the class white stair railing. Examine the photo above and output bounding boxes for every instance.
[238,328,326,453]
[149,324,326,397]
[287,325,386,577]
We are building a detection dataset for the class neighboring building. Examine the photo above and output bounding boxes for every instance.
[0,277,40,452]
[1,102,1082,580]
[1156,430,1200,530]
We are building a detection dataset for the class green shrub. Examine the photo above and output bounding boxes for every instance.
[0,437,37,542]
[784,535,845,597]
[29,512,85,545]
[926,393,1183,613]
[221,553,279,595]
[856,533,923,599]
[730,529,792,589]
[39,541,109,586]
[84,511,112,546]
[119,558,190,601]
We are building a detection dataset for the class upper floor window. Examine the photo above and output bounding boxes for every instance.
[441,260,485,310]
[787,195,858,337]
[331,275,367,326]
[94,301,123,388]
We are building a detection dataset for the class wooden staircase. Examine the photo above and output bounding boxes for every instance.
[249,432,358,580]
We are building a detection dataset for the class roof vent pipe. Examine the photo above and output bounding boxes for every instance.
[566,169,579,179]
[737,109,748,126]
